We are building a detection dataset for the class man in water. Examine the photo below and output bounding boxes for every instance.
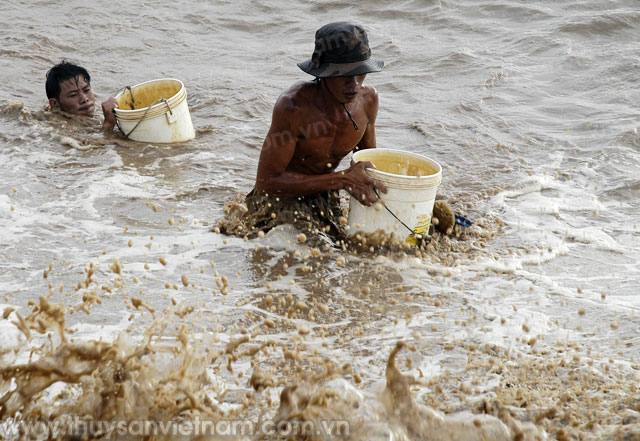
[244,22,387,239]
[45,61,118,131]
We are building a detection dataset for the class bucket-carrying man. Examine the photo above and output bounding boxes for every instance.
[245,22,387,238]
[46,61,118,131]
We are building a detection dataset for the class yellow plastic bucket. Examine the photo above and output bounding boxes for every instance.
[348,148,442,243]
[114,78,195,143]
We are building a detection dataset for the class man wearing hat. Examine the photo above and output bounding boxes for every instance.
[245,22,386,239]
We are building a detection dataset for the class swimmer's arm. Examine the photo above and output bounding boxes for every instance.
[101,96,118,131]
[256,96,381,205]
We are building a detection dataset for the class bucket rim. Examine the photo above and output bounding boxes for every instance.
[352,148,442,180]
[114,78,186,115]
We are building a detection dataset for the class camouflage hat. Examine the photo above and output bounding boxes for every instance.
[298,22,384,78]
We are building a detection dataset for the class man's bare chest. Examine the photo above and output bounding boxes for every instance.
[292,124,361,167]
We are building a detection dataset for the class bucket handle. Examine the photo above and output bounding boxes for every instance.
[116,94,173,139]
[369,188,473,246]
[372,188,431,245]
[125,86,136,109]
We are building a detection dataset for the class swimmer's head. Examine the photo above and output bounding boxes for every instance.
[46,61,96,116]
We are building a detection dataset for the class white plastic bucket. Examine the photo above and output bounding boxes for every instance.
[348,148,442,244]
[114,78,195,143]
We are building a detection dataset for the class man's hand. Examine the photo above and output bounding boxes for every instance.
[101,96,118,131]
[342,160,387,206]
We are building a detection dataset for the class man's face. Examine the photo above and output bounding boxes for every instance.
[52,76,96,116]
[324,74,367,103]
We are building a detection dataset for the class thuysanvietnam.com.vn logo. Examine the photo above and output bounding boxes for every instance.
[0,418,350,438]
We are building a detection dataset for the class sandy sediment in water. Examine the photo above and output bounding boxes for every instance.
[0,186,637,441]
[1,262,638,441]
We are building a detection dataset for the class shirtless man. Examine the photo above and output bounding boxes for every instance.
[45,61,118,131]
[246,22,387,238]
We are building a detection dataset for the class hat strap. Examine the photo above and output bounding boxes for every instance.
[342,103,359,131]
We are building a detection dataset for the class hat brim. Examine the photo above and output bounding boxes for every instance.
[297,58,384,78]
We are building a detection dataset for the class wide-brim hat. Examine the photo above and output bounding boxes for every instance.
[297,22,384,78]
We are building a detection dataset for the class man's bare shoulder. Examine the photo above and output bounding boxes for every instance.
[360,84,379,106]
[274,81,319,114]
[358,84,379,121]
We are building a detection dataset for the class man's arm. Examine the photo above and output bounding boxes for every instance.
[255,94,381,205]
[101,96,118,131]
[356,86,379,151]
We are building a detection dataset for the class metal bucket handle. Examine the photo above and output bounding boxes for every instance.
[115,85,174,139]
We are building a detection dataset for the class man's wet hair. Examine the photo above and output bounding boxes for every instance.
[45,61,91,100]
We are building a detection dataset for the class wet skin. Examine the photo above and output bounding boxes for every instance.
[256,74,386,206]
[51,76,96,116]
[48,75,118,131]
